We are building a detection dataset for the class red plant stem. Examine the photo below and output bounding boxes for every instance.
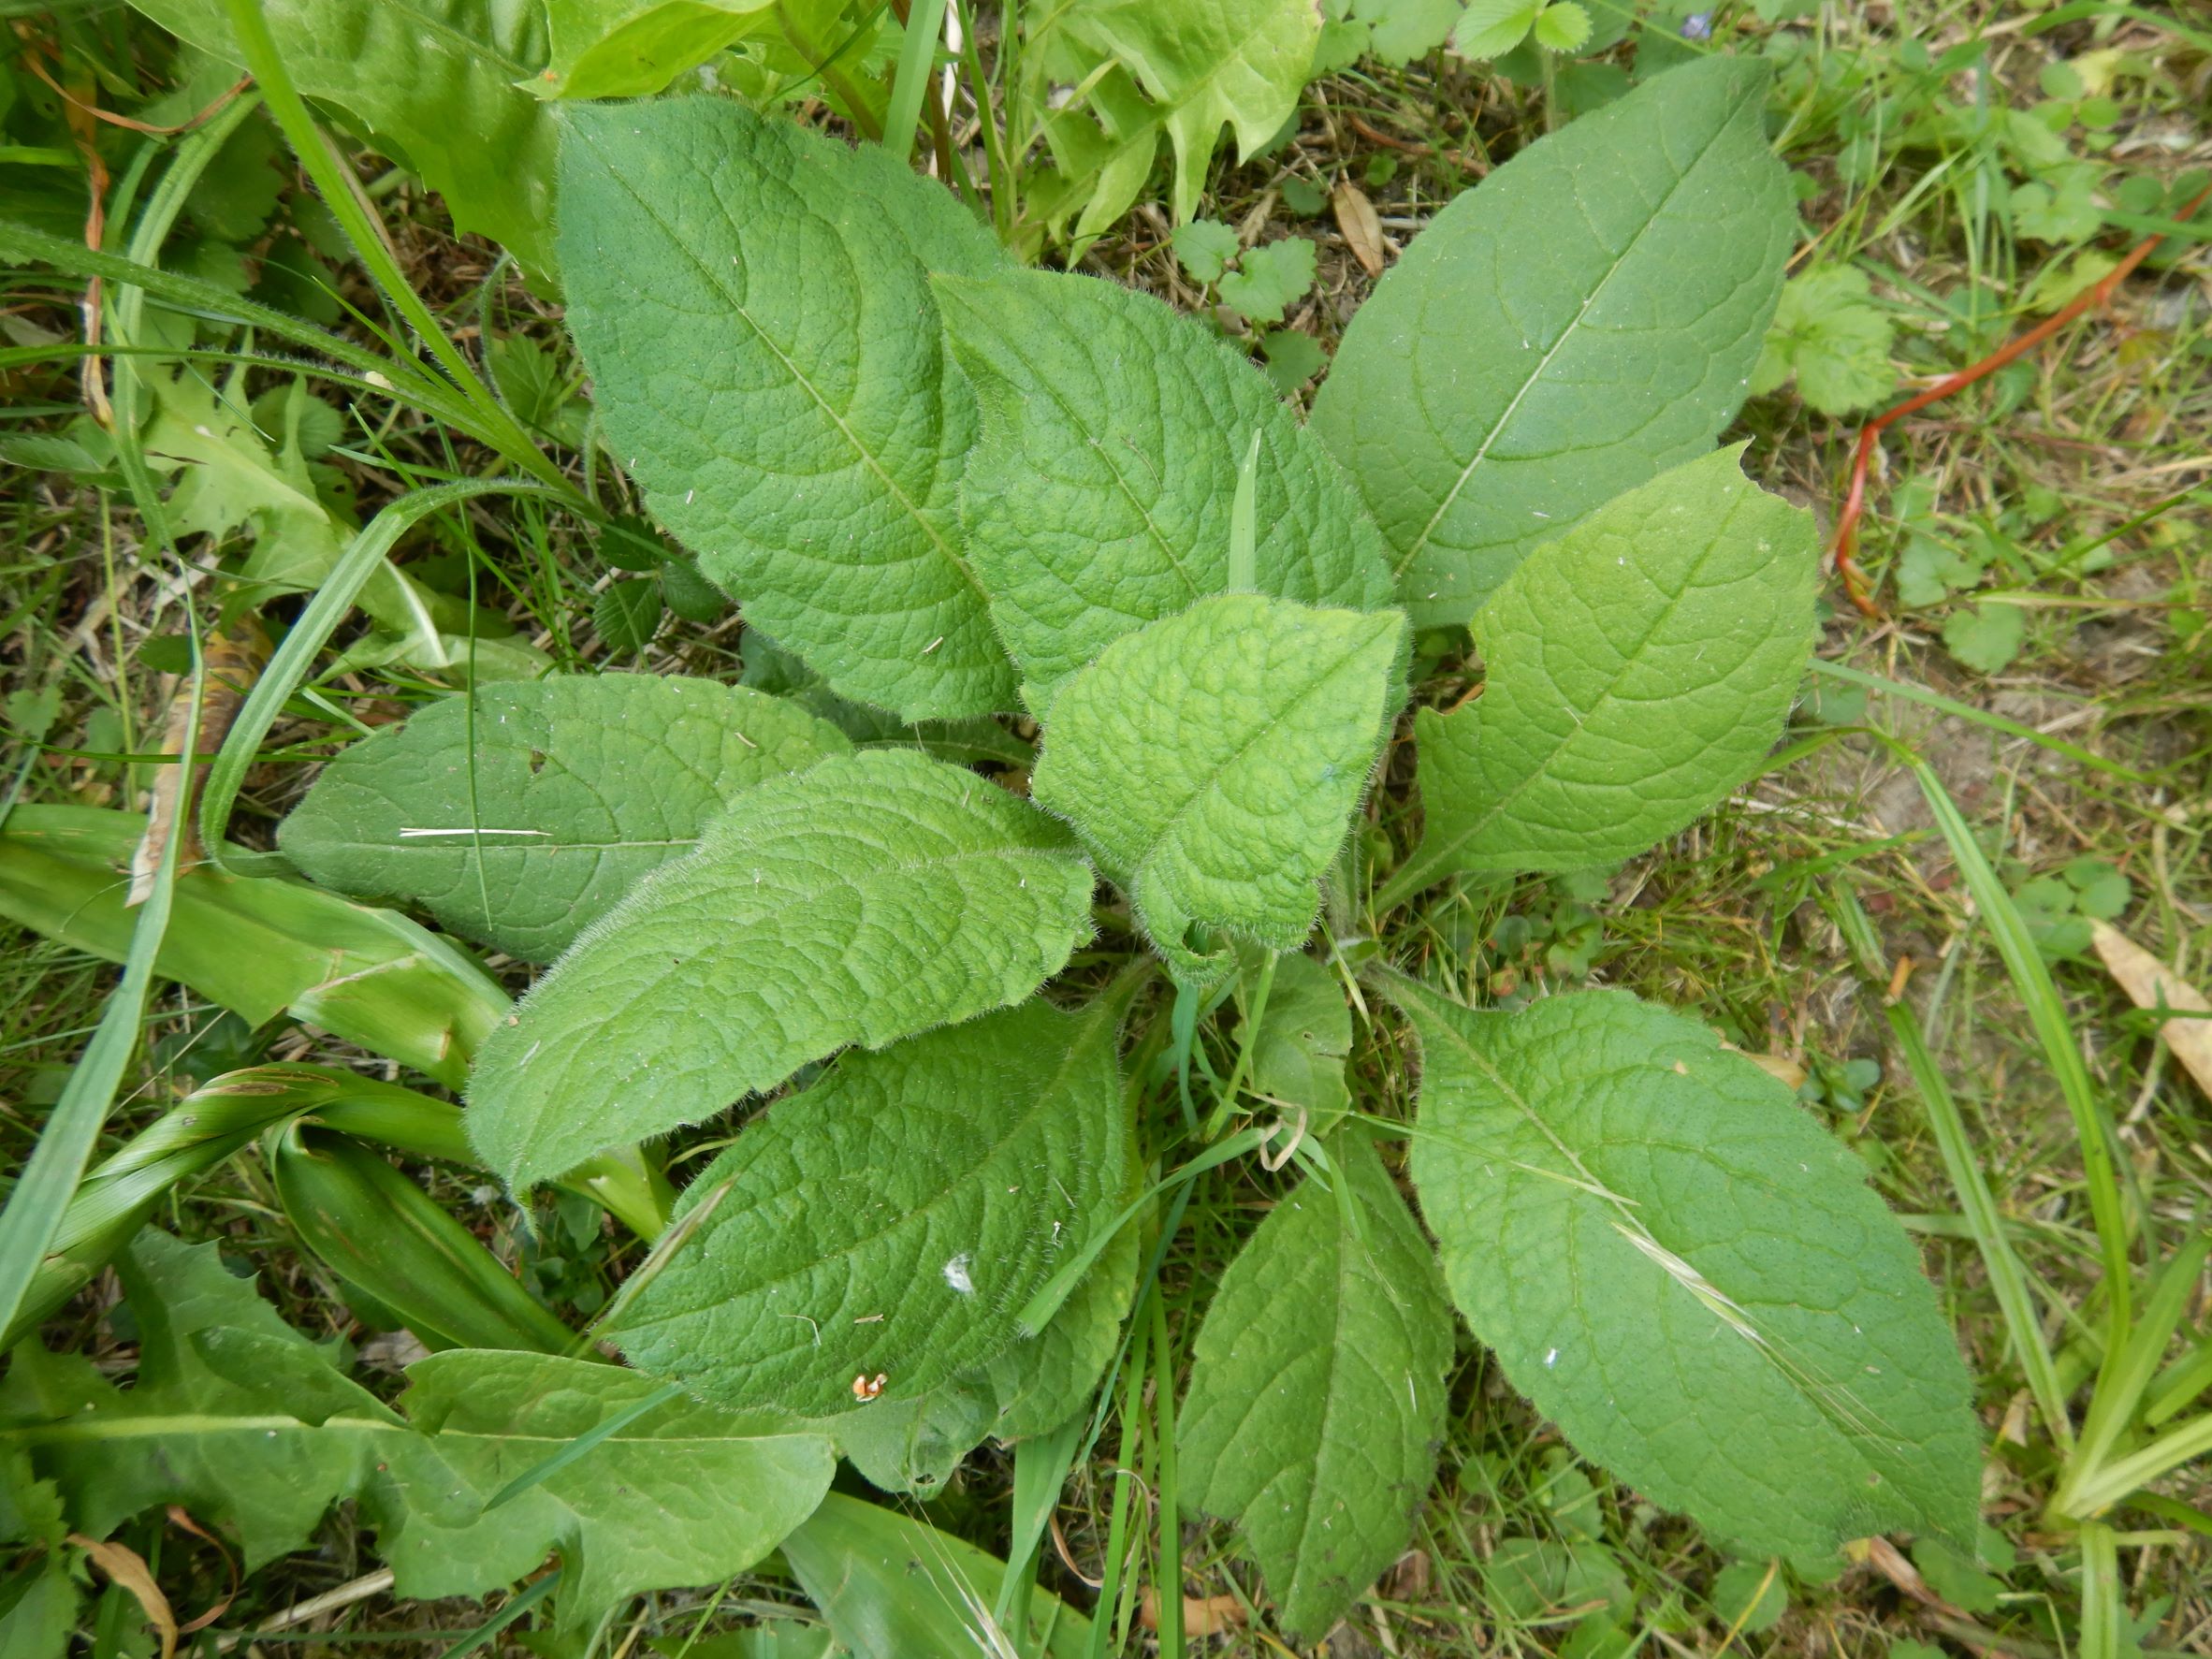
[1830,182,2210,619]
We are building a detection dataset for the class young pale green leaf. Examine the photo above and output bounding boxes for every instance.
[1171,217,1241,283]
[279,675,851,962]
[934,269,1394,715]
[559,98,1016,720]
[1310,56,1794,624]
[781,1492,1093,1658]
[1180,1139,1455,1641]
[130,0,560,280]
[1750,265,1899,417]
[1354,0,1461,65]
[1248,952,1353,1132]
[1056,0,1322,224]
[1216,236,1317,326]
[1385,976,1983,1561]
[539,0,775,98]
[1386,449,1815,903]
[467,750,1094,1192]
[382,1350,835,1630]
[1032,594,1405,977]
[613,997,1131,1417]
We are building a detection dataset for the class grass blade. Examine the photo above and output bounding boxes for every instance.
[882,0,950,164]
[1811,660,2151,786]
[221,0,552,480]
[438,1570,560,1659]
[481,1382,686,1513]
[1828,889,2074,1449]
[1909,757,2135,1355]
[0,648,203,1347]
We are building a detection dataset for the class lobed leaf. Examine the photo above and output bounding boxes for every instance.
[279,675,852,962]
[936,268,1394,715]
[467,749,1096,1192]
[1179,1138,1456,1640]
[383,1349,835,1630]
[1031,593,1405,978]
[613,996,1132,1417]
[1386,976,1983,1560]
[1056,0,1322,224]
[4,1230,401,1571]
[1310,56,1794,624]
[0,1234,834,1634]
[559,98,1018,720]
[1386,447,1815,902]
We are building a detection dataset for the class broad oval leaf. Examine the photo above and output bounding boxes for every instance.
[1032,593,1405,978]
[1385,975,1982,1560]
[1179,1138,1455,1642]
[279,675,851,962]
[559,98,1018,720]
[935,267,1395,716]
[466,749,1095,1191]
[132,0,560,280]
[613,996,1131,1416]
[1310,56,1794,624]
[1383,447,1815,905]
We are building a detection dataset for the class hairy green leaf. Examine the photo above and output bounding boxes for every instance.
[1033,594,1404,976]
[130,0,560,279]
[468,749,1095,1191]
[279,675,852,962]
[782,1214,1135,1495]
[615,997,1131,1417]
[812,1378,996,1497]
[1057,0,1321,224]
[1385,449,1815,903]
[559,98,1017,720]
[1180,1139,1455,1641]
[382,1350,835,1627]
[1310,56,1793,623]
[781,1493,1092,1657]
[1249,952,1353,1132]
[1386,976,1983,1560]
[935,269,1394,714]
